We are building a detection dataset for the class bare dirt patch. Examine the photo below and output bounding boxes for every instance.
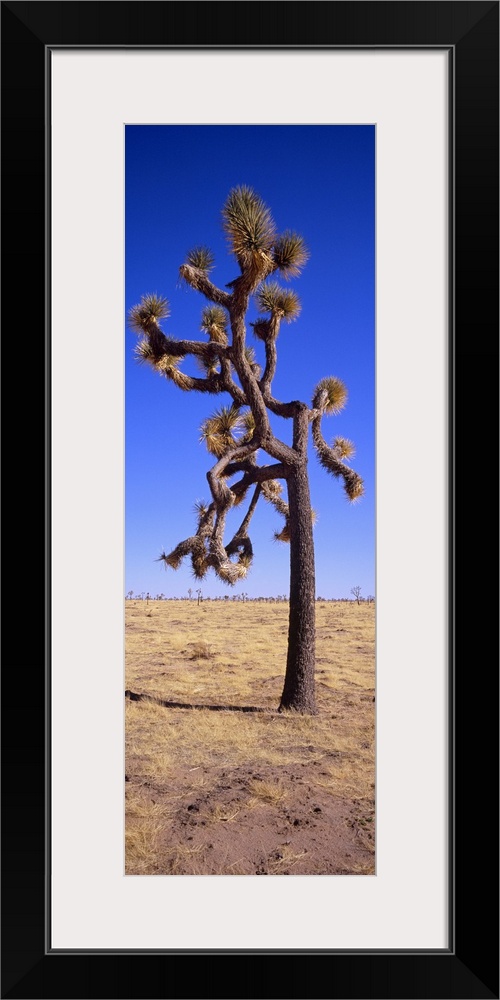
[125,600,375,875]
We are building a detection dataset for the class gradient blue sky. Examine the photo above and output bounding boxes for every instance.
[126,125,374,600]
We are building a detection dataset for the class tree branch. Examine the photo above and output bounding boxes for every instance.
[236,484,261,536]
[224,485,261,565]
[219,355,247,405]
[167,371,224,395]
[160,335,228,361]
[311,415,364,501]
[258,315,280,393]
[158,461,289,586]
[223,456,258,480]
[292,404,310,455]
[201,441,263,583]
[179,264,231,308]
[260,391,300,419]
[230,462,289,496]
[262,432,299,466]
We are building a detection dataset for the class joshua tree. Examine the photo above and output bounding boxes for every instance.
[130,186,363,714]
[351,585,362,605]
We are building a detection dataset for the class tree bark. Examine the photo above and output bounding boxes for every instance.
[279,463,317,713]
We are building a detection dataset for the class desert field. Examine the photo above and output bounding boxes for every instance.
[125,599,375,875]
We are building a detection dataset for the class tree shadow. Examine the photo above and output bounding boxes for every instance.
[125,689,268,714]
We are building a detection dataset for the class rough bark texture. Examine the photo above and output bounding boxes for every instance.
[279,464,317,714]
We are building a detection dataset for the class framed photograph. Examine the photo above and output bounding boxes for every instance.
[2,2,498,998]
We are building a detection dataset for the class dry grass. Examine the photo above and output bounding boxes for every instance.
[248,779,288,804]
[125,599,375,875]
[188,641,213,660]
[125,787,172,875]
[267,846,308,874]
[208,804,241,824]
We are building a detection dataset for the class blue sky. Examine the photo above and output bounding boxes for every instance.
[126,125,374,599]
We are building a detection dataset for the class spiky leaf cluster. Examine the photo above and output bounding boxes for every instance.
[135,339,181,378]
[312,376,348,414]
[256,282,301,322]
[134,338,162,366]
[271,230,309,278]
[155,353,182,376]
[128,294,170,333]
[200,306,228,344]
[263,479,284,499]
[244,346,261,377]
[191,551,209,580]
[333,436,355,460]
[158,548,183,571]
[193,499,210,519]
[221,187,310,289]
[236,410,256,444]
[196,353,220,377]
[222,186,276,271]
[250,319,271,342]
[200,404,244,457]
[274,524,291,543]
[186,246,215,273]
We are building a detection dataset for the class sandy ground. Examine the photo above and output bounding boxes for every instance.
[125,599,375,875]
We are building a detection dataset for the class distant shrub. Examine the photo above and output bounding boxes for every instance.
[190,641,213,660]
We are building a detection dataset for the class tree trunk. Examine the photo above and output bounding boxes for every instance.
[279,463,317,714]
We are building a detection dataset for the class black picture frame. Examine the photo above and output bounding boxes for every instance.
[1,2,498,998]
